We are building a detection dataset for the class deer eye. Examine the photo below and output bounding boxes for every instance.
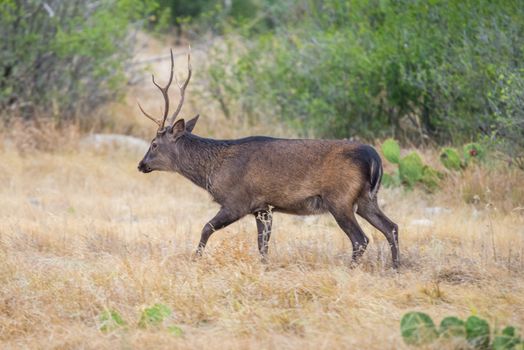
[151,142,158,150]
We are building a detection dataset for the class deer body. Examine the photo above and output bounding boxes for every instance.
[136,49,399,268]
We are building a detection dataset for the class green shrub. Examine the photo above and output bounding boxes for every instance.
[98,310,126,332]
[400,312,438,345]
[464,143,487,163]
[399,153,424,188]
[138,303,172,328]
[381,138,401,164]
[202,0,524,164]
[0,0,157,123]
[440,147,462,171]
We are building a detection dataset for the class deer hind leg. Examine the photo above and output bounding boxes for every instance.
[329,207,369,265]
[254,210,273,262]
[357,196,399,268]
[195,207,242,257]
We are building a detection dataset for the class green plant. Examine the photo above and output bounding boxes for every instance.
[138,303,172,328]
[0,0,158,124]
[464,143,487,163]
[400,312,522,349]
[400,312,438,345]
[440,147,463,171]
[380,139,442,192]
[399,152,424,188]
[439,316,466,338]
[381,138,401,164]
[98,309,126,332]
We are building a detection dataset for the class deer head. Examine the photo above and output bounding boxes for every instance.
[137,49,199,173]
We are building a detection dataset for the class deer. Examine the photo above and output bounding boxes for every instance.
[137,49,399,268]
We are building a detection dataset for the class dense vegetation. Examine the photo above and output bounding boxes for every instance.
[1,0,522,165]
[198,0,523,163]
[0,0,157,122]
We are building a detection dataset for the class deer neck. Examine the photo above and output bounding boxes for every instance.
[170,134,224,190]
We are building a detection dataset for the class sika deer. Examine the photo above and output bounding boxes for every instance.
[137,50,399,268]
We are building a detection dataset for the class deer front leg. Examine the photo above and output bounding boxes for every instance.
[255,210,273,262]
[195,207,241,257]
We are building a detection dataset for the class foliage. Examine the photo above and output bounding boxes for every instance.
[466,316,491,349]
[400,312,523,349]
[464,143,487,164]
[381,138,401,164]
[0,0,157,123]
[439,316,466,338]
[440,147,463,171]
[98,309,126,332]
[380,139,443,192]
[201,0,524,162]
[400,312,438,345]
[399,153,424,188]
[138,303,172,328]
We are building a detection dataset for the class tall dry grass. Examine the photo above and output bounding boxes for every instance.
[0,128,523,349]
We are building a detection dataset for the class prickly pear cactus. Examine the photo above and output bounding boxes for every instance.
[399,152,424,187]
[381,138,401,164]
[440,147,462,171]
[381,170,401,188]
[463,143,486,163]
[421,166,443,193]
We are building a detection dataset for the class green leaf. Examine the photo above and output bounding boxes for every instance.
[439,316,466,338]
[400,312,438,345]
[98,310,126,332]
[465,316,490,349]
[493,326,521,350]
[138,303,172,328]
[381,138,401,164]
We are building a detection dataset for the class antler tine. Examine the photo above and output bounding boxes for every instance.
[137,49,175,130]
[169,48,192,126]
[137,101,161,127]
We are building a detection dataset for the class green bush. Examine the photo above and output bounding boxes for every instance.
[464,143,487,163]
[440,147,463,171]
[202,0,524,162]
[98,309,126,332]
[0,0,157,123]
[138,303,172,328]
[381,138,401,164]
[399,153,424,188]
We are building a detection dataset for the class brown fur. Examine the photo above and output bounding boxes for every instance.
[138,117,399,268]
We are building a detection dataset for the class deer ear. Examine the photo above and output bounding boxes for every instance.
[170,119,185,135]
[185,114,200,133]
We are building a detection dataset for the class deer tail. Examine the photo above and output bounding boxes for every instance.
[368,146,383,199]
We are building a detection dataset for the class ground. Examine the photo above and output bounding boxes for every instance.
[0,143,522,349]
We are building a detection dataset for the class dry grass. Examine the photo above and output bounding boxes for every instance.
[1,34,523,349]
[0,139,523,349]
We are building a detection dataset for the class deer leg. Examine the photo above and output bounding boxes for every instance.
[330,210,369,264]
[254,210,273,262]
[357,197,399,268]
[195,207,241,256]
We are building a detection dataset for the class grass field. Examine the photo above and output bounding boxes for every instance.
[1,36,523,349]
[0,138,523,349]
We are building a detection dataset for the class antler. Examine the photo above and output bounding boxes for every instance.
[137,49,175,130]
[168,48,192,126]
